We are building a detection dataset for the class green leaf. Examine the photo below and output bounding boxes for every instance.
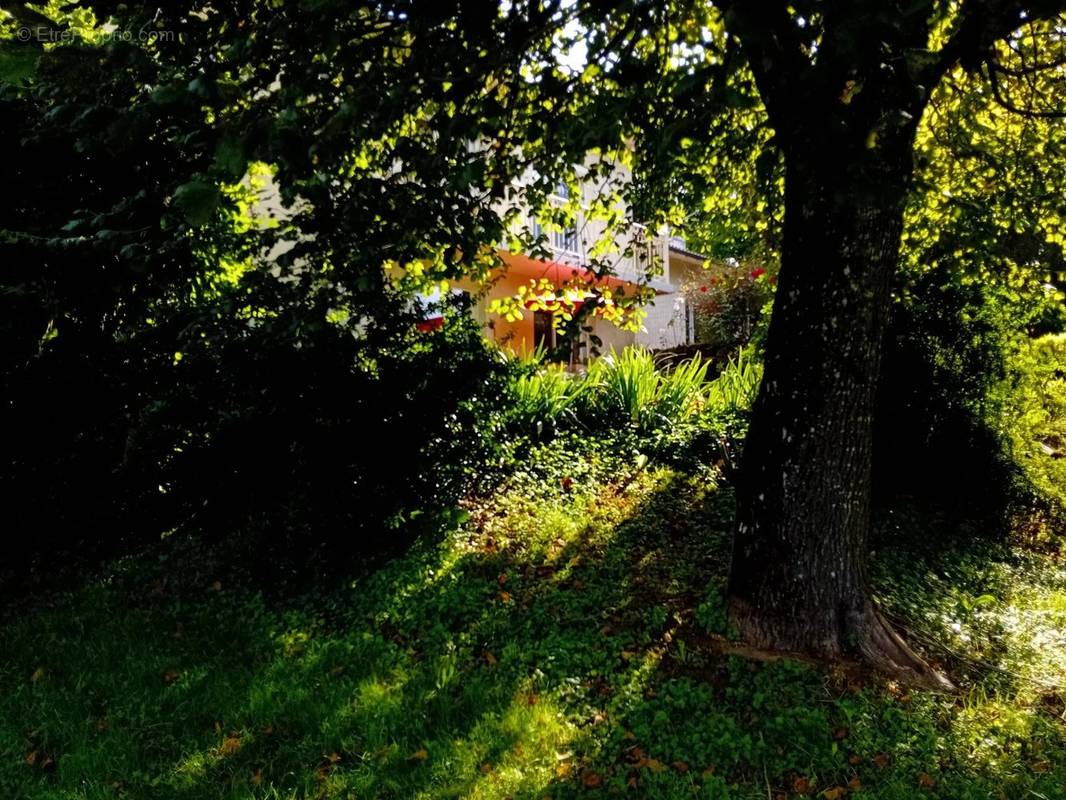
[214,134,248,180]
[173,180,220,227]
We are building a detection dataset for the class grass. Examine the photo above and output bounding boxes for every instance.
[2,447,1065,799]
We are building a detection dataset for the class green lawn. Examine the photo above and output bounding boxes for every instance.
[3,454,1064,799]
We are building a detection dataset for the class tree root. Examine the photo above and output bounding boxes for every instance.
[852,604,954,690]
[729,596,955,691]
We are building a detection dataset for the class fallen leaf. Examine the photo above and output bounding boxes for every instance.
[581,770,602,788]
[792,776,811,794]
[673,761,689,773]
[821,788,846,800]
[484,651,497,666]
[498,573,508,586]
[219,736,242,756]
[636,757,667,773]
[848,755,862,765]
[918,772,936,788]
[498,591,512,603]
[872,753,890,768]
[25,750,38,766]
[412,749,429,761]
[250,769,264,785]
[327,751,342,764]
[848,777,862,790]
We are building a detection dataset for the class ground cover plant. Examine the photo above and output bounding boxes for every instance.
[3,434,1065,799]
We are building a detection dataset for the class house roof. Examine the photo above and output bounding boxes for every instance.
[668,243,709,263]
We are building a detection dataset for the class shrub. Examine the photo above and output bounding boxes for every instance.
[1,294,515,590]
[705,347,762,417]
[683,262,776,353]
[581,348,712,434]
[584,347,663,428]
[1001,333,1066,515]
[502,346,754,472]
[509,361,584,440]
[875,268,1064,525]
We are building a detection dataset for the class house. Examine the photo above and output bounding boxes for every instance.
[425,178,708,363]
[253,159,707,360]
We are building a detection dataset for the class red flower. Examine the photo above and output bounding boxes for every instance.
[750,267,766,279]
[699,285,708,292]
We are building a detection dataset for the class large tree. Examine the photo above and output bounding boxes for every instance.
[4,1,1062,677]
[715,1,1066,684]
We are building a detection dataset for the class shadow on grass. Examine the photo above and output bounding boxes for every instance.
[2,467,1064,800]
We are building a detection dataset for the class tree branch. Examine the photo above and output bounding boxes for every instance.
[984,58,1066,116]
[926,0,1066,84]
[717,0,812,132]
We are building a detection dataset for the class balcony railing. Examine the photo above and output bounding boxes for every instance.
[505,201,663,287]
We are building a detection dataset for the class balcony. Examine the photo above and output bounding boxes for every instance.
[500,196,668,290]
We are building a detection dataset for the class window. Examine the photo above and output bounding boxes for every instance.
[533,310,554,352]
[553,225,579,254]
[533,310,584,365]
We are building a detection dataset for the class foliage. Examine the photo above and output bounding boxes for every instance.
[870,52,1066,520]
[510,362,586,441]
[0,1,599,576]
[682,263,776,353]
[1001,334,1066,515]
[704,348,763,419]
[507,346,759,453]
[583,348,710,431]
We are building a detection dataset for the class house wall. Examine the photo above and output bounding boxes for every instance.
[465,248,706,358]
[635,292,690,349]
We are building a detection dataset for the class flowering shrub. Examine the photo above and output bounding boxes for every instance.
[684,263,776,352]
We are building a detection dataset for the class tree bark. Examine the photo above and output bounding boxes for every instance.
[718,0,1066,690]
[727,136,951,687]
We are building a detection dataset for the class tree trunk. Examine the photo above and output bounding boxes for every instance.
[727,141,951,687]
